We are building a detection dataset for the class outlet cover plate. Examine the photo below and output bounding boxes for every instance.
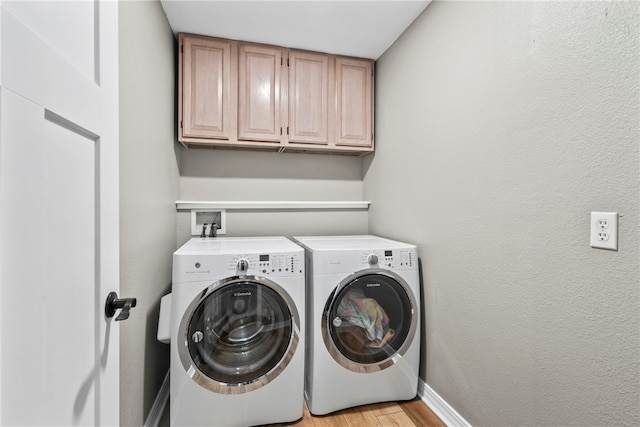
[590,212,618,250]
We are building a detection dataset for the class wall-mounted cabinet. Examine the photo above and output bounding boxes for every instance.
[335,57,373,148]
[180,35,234,141]
[287,50,330,146]
[238,43,284,144]
[178,33,374,155]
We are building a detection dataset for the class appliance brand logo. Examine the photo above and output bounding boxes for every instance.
[234,291,252,297]
[366,283,381,287]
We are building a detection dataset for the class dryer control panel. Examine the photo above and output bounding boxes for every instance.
[360,248,415,270]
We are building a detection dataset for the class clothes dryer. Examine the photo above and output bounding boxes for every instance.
[158,237,305,426]
[293,235,420,415]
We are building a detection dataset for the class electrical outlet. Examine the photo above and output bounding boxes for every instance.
[191,210,226,236]
[590,212,618,250]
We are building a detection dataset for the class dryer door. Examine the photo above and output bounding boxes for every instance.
[179,276,300,394]
[322,269,417,373]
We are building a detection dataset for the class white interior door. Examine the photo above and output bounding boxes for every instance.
[0,1,119,425]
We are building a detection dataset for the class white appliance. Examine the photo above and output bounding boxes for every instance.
[158,237,305,426]
[293,235,420,415]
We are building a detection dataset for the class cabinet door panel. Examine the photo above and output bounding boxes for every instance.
[238,44,282,142]
[182,36,231,139]
[288,51,329,145]
[335,57,373,148]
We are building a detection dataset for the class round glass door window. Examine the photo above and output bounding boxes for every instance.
[179,276,299,394]
[322,270,416,372]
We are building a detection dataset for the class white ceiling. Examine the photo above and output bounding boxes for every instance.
[160,1,430,60]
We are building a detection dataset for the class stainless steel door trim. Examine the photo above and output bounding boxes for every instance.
[178,275,300,394]
[321,268,417,373]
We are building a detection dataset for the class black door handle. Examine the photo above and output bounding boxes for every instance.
[105,291,137,321]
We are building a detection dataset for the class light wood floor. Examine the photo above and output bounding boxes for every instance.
[266,399,446,427]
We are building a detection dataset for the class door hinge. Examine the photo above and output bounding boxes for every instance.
[287,126,289,135]
[280,127,283,135]
[287,58,290,67]
[180,120,183,129]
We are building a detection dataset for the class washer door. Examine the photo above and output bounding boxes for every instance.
[179,276,300,394]
[322,269,417,373]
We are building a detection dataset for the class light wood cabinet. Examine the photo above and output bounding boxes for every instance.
[335,56,373,148]
[238,43,284,144]
[288,50,330,145]
[180,35,235,141]
[178,33,374,154]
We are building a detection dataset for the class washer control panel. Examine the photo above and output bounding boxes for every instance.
[226,252,304,276]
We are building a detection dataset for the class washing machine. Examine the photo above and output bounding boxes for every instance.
[292,235,420,415]
[157,237,305,426]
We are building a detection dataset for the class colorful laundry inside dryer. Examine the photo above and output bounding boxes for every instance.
[336,289,392,345]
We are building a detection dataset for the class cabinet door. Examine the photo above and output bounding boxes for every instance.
[288,51,330,145]
[181,35,232,140]
[238,44,283,143]
[335,57,373,148]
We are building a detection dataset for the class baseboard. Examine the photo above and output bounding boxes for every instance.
[144,371,170,427]
[418,379,471,427]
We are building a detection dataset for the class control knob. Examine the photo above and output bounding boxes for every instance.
[237,259,249,273]
[367,253,379,265]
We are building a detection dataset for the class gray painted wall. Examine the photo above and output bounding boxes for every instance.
[177,148,368,245]
[364,2,639,426]
[119,1,179,425]
[118,1,639,425]
[119,3,369,424]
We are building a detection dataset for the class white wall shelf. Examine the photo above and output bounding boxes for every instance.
[176,200,371,211]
